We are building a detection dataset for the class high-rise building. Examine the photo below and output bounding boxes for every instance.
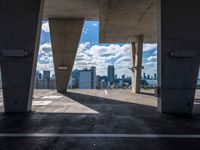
[147,75,150,80]
[91,66,96,89]
[71,69,80,88]
[143,73,147,79]
[154,73,157,80]
[43,70,50,89]
[79,67,96,89]
[43,70,50,79]
[107,65,115,83]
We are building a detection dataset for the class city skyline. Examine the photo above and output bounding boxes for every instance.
[37,21,159,77]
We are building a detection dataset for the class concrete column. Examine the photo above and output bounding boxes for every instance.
[132,35,144,93]
[131,42,136,93]
[0,0,44,112]
[49,19,84,93]
[158,0,200,114]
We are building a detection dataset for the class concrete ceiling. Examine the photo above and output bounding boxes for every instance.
[43,0,157,43]
[43,0,99,19]
[99,0,157,43]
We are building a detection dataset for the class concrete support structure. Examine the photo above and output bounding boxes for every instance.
[0,0,44,112]
[131,35,144,93]
[49,19,84,93]
[158,0,200,114]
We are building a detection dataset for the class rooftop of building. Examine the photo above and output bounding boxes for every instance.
[0,89,200,149]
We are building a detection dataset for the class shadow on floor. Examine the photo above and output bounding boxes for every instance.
[65,91,157,116]
[139,92,155,96]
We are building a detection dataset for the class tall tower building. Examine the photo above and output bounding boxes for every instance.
[43,70,50,89]
[107,65,115,83]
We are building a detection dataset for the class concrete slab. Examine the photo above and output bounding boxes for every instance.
[43,0,99,19]
[0,89,199,149]
[100,0,157,43]
[43,0,157,43]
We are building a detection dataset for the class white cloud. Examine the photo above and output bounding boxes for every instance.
[92,23,98,26]
[37,43,54,73]
[42,22,50,32]
[82,27,89,34]
[153,50,157,55]
[73,43,132,76]
[147,55,157,61]
[143,44,157,52]
[144,61,157,66]
[36,42,158,77]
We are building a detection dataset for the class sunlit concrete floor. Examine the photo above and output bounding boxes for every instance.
[0,89,200,149]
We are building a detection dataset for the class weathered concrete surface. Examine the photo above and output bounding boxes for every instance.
[49,19,84,93]
[43,0,157,43]
[100,0,157,43]
[131,36,144,93]
[0,0,44,112]
[157,0,200,114]
[43,0,99,19]
[0,89,199,149]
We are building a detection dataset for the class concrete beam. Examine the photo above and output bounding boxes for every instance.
[157,0,200,114]
[99,0,157,43]
[0,0,44,112]
[49,18,84,93]
[132,35,144,93]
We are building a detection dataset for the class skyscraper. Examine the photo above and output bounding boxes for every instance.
[79,67,96,89]
[43,70,50,89]
[43,70,50,79]
[107,65,115,83]
[154,73,157,80]
[91,66,96,89]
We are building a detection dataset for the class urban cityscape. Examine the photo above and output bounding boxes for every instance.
[34,65,157,90]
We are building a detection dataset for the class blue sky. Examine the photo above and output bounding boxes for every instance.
[38,21,157,77]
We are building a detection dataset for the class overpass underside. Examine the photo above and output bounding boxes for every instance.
[0,0,199,114]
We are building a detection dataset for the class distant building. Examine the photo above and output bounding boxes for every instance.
[96,75,100,89]
[71,69,80,88]
[107,65,115,83]
[79,67,96,89]
[68,77,73,89]
[43,70,50,79]
[35,70,56,89]
[43,70,50,89]
[143,73,146,79]
[147,75,150,80]
[122,74,125,79]
[51,74,55,79]
[91,66,96,89]
[35,79,45,89]
[35,71,40,80]
[154,73,157,80]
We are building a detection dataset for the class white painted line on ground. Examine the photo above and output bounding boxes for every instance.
[0,133,200,138]
[32,101,52,106]
[41,95,63,99]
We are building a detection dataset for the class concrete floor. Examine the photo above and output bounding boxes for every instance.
[0,89,200,149]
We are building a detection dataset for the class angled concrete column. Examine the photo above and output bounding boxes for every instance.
[158,0,200,114]
[49,19,84,93]
[131,42,136,93]
[0,0,44,112]
[131,35,144,93]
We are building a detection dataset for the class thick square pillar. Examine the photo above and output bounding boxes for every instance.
[158,0,200,114]
[131,35,144,93]
[49,19,84,93]
[0,0,44,112]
